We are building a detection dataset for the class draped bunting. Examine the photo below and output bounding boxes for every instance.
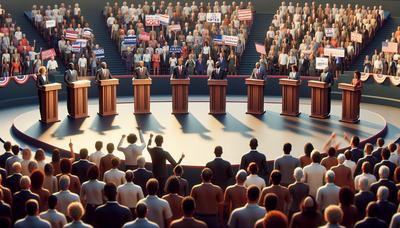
[361,73,400,86]
[0,74,36,87]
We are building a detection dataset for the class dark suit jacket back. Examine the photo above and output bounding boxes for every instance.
[95,202,132,228]
[240,151,268,178]
[210,68,226,80]
[147,147,177,179]
[206,158,233,190]
[0,152,13,168]
[71,159,95,184]
[5,173,22,194]
[133,168,153,196]
[354,155,377,177]
[354,191,375,219]
[351,148,364,163]
[354,217,387,228]
[12,190,40,221]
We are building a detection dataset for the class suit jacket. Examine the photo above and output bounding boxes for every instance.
[5,173,22,194]
[288,71,300,80]
[370,179,398,203]
[94,202,132,228]
[133,168,153,196]
[99,154,117,179]
[377,200,397,225]
[354,217,387,228]
[274,155,301,186]
[372,148,383,162]
[147,146,177,179]
[13,190,40,221]
[64,69,79,85]
[134,67,149,79]
[354,191,375,219]
[71,159,95,184]
[373,160,396,181]
[331,164,353,189]
[240,151,268,179]
[210,68,226,80]
[172,65,188,79]
[23,60,33,75]
[0,151,13,168]
[206,158,233,190]
[170,217,207,228]
[250,68,266,80]
[320,71,334,87]
[354,155,377,177]
[36,74,50,89]
[95,68,113,81]
[350,148,364,163]
[0,201,11,221]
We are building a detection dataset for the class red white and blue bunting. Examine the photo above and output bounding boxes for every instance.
[0,74,36,87]
[361,73,400,86]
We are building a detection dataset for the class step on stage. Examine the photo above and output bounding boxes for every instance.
[12,101,387,166]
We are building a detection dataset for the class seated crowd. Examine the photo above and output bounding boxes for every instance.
[103,1,253,76]
[261,2,384,78]
[0,7,40,77]
[363,26,400,76]
[0,127,400,228]
[30,3,102,76]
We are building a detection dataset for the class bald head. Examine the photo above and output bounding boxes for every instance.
[235,169,247,184]
[20,176,31,190]
[293,167,304,182]
[12,162,22,174]
[337,154,345,164]
[379,165,389,180]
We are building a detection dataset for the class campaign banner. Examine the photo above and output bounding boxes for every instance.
[222,35,239,46]
[45,20,56,28]
[382,41,398,53]
[169,24,181,32]
[255,43,266,55]
[158,14,170,25]
[41,48,56,60]
[145,15,160,26]
[351,32,363,43]
[316,57,329,70]
[0,76,10,87]
[213,35,223,45]
[82,27,93,39]
[123,35,137,45]
[169,46,182,53]
[139,32,150,41]
[323,47,345,57]
[13,75,30,84]
[238,9,252,21]
[93,48,105,59]
[324,28,334,37]
[72,42,81,53]
[76,39,87,47]
[206,13,221,23]
[65,30,79,40]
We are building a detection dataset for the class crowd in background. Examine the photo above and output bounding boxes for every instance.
[30,3,102,76]
[260,2,384,78]
[363,26,400,76]
[1,127,400,228]
[0,6,41,78]
[104,1,253,76]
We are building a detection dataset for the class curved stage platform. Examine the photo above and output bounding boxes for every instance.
[12,100,387,166]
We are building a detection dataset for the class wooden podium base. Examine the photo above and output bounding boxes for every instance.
[246,110,266,115]
[98,112,118,117]
[339,118,360,124]
[309,114,330,119]
[68,114,89,119]
[39,119,60,124]
[281,112,300,117]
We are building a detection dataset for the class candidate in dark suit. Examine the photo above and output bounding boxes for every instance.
[205,146,233,190]
[64,63,79,114]
[147,134,184,192]
[239,138,268,181]
[288,65,301,80]
[36,66,51,119]
[320,67,334,113]
[134,61,149,79]
[250,62,266,80]
[71,148,95,184]
[12,176,40,221]
[217,52,227,72]
[171,58,188,79]
[95,183,133,228]
[210,61,227,80]
[95,62,113,82]
[22,56,33,75]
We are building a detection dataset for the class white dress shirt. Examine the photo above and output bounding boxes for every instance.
[117,131,146,166]
[228,203,266,228]
[117,182,144,208]
[354,173,377,191]
[53,190,80,214]
[40,209,67,228]
[80,179,105,205]
[137,195,172,228]
[244,174,266,190]
[316,183,340,211]
[303,163,326,197]
[89,150,106,167]
[103,168,126,187]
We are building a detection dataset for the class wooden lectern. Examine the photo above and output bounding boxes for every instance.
[68,80,91,119]
[308,80,330,119]
[170,78,190,114]
[245,79,265,115]
[208,79,228,115]
[98,79,119,116]
[279,79,301,116]
[338,83,361,123]
[39,83,62,123]
[133,78,152,114]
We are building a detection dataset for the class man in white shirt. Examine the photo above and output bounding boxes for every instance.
[89,141,106,167]
[118,128,146,170]
[46,56,58,72]
[122,203,159,228]
[117,170,144,215]
[53,175,80,215]
[388,143,399,166]
[77,54,87,76]
[104,158,126,187]
[40,195,68,228]
[303,151,326,197]
[14,200,51,228]
[137,179,172,228]
[106,13,116,27]
[5,144,22,174]
[244,162,266,190]
[228,185,266,228]
[316,171,340,211]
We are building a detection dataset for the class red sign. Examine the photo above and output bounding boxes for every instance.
[41,48,56,60]
[139,32,150,41]
[145,15,160,26]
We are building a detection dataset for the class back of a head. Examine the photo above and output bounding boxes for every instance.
[87,166,99,180]
[155,135,163,146]
[146,178,159,195]
[236,169,247,184]
[389,143,397,153]
[351,136,360,147]
[325,170,335,183]
[60,158,72,174]
[3,141,11,151]
[311,150,321,163]
[377,138,384,147]
[125,170,134,182]
[173,165,183,176]
[20,175,31,190]
[79,148,89,159]
[214,146,223,157]
[293,167,304,182]
[250,138,258,150]
[339,187,354,206]
[127,134,138,144]
[248,162,258,175]
[59,175,71,190]
[364,143,373,155]
[104,183,117,201]
[182,196,196,216]
[136,156,146,168]
[270,170,282,185]
[164,176,180,194]
[136,203,147,218]
[25,199,39,216]
[201,168,213,182]
[327,147,336,157]
[30,170,44,189]
[247,185,260,202]
[304,143,314,157]
[324,205,343,225]
[262,210,288,228]
[48,195,57,209]
[337,154,345,164]
[44,163,54,176]
[106,143,114,153]
[12,162,22,174]
[111,157,120,169]
[377,186,389,201]
[382,147,390,160]
[68,202,84,221]
[366,202,379,217]
[95,141,103,151]
[52,149,61,163]
[35,149,45,161]
[283,143,291,155]
[378,165,389,180]
[344,150,352,160]
[264,193,278,211]
[11,145,20,155]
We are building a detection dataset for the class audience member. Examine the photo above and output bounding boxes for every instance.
[162,176,183,221]
[132,156,153,196]
[354,202,386,228]
[316,170,340,211]
[39,195,67,228]
[321,205,344,228]
[274,143,300,186]
[354,178,376,220]
[224,169,247,215]
[339,187,358,228]
[117,170,144,218]
[370,165,397,203]
[30,170,50,212]
[288,167,309,218]
[303,151,326,197]
[53,175,80,215]
[172,165,189,196]
[117,128,146,170]
[103,158,125,186]
[331,154,354,189]
[71,148,95,184]
[260,170,290,213]
[206,146,233,190]
[376,186,397,225]
[170,196,207,228]
[290,196,324,228]
[65,202,92,228]
[244,162,266,190]
[14,199,50,228]
[12,176,40,221]
[321,147,338,170]
[240,138,268,181]
[122,203,159,228]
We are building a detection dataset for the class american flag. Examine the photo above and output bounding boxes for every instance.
[237,9,253,21]
[222,35,239,46]
[66,30,79,40]
[158,14,170,25]
[82,27,93,39]
[382,42,398,53]
[213,35,223,45]
[169,24,181,32]
[255,43,266,55]
[71,42,82,53]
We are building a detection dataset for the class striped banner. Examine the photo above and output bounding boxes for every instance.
[13,75,30,85]
[66,30,79,40]
[237,9,252,21]
[0,76,10,87]
[158,14,170,25]
[169,24,181,32]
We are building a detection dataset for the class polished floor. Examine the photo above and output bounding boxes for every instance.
[9,97,390,166]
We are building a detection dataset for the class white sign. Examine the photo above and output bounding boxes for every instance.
[316,57,329,70]
[324,28,334,37]
[45,20,56,28]
[206,13,221,23]
[324,47,345,58]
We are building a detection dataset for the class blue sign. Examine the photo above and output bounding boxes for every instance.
[169,46,182,53]
[123,35,137,45]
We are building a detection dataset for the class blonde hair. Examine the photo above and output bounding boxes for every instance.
[38,66,47,75]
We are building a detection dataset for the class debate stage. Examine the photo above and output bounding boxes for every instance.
[11,99,387,166]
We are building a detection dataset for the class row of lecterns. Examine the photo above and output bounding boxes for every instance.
[38,78,361,124]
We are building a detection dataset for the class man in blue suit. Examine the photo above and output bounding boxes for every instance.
[320,67,334,113]
[250,62,267,80]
